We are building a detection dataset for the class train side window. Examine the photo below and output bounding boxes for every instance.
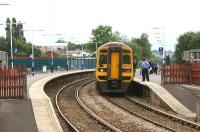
[193,52,197,59]
[99,54,107,66]
[123,54,130,64]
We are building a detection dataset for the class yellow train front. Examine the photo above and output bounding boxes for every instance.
[96,42,134,93]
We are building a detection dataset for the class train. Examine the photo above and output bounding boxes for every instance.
[95,42,134,93]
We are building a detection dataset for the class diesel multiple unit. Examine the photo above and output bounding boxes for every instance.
[96,42,134,93]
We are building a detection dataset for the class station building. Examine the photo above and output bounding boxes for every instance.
[0,51,8,67]
[182,49,200,63]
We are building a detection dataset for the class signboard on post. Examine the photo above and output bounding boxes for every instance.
[159,47,163,55]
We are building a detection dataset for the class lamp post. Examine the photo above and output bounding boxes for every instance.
[0,21,25,68]
[62,37,75,71]
[42,34,61,73]
[153,26,165,64]
[23,29,44,76]
[81,42,84,70]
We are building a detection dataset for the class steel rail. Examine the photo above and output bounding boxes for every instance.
[126,96,200,130]
[75,81,122,132]
[105,96,177,132]
[55,77,93,132]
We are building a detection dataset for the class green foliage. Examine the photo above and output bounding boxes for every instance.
[86,25,122,52]
[165,55,171,65]
[174,32,200,63]
[56,39,66,43]
[0,37,10,54]
[67,42,82,50]
[0,17,42,57]
[126,33,151,61]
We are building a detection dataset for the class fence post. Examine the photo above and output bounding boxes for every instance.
[161,64,164,85]
[196,97,200,122]
[23,73,27,99]
[188,63,192,84]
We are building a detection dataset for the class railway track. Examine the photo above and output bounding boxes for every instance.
[55,78,121,132]
[106,95,200,132]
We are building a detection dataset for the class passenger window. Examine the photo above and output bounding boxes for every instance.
[123,54,130,64]
[99,54,107,66]
[193,52,197,59]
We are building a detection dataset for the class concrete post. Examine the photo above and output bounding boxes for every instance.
[23,73,27,99]
[196,97,200,122]
[188,63,192,84]
[161,64,164,85]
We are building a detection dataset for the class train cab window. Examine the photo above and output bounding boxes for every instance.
[99,54,107,66]
[100,49,107,53]
[123,54,131,64]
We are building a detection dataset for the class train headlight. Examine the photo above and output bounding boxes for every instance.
[98,68,107,72]
[122,68,131,72]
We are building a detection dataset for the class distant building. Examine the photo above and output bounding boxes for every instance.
[0,51,8,67]
[39,45,91,58]
[183,49,200,63]
[39,45,67,57]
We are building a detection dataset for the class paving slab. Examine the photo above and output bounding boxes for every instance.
[0,100,37,132]
[0,71,67,132]
[135,70,196,117]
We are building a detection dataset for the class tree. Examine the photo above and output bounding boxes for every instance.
[135,33,151,59]
[165,55,171,65]
[56,39,66,43]
[126,33,152,61]
[86,25,122,52]
[174,32,200,63]
[1,17,42,57]
[0,37,10,53]
[5,17,25,41]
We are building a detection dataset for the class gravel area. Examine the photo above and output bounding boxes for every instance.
[80,82,168,132]
[44,81,72,132]
[57,80,106,132]
[127,95,196,121]
[109,97,199,132]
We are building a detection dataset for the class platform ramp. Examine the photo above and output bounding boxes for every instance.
[134,77,196,118]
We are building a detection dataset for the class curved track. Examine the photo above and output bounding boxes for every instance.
[105,95,200,132]
[55,78,121,132]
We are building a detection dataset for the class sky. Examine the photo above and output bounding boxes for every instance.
[1,0,200,51]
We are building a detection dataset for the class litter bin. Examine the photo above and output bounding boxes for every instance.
[43,66,47,72]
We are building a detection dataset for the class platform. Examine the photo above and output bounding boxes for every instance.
[0,72,66,132]
[135,71,196,118]
[29,70,94,132]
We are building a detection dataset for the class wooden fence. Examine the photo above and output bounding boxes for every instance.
[161,64,188,84]
[162,63,200,85]
[191,63,200,85]
[0,67,27,99]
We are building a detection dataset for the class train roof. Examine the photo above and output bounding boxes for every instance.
[98,42,131,49]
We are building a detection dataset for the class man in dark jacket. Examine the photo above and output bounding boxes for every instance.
[140,58,150,81]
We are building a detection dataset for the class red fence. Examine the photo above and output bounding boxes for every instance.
[0,67,27,99]
[191,63,200,85]
[162,64,188,84]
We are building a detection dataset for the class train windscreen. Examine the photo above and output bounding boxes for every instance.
[99,54,107,66]
[123,54,130,64]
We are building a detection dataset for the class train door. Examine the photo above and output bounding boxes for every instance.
[110,52,119,79]
[108,47,122,80]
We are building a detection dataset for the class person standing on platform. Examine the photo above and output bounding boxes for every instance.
[140,58,150,81]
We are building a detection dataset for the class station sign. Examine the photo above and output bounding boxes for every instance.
[159,47,163,55]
